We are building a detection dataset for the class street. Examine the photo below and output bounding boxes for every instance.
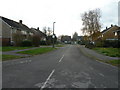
[2,45,118,88]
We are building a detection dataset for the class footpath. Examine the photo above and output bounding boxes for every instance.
[78,45,119,61]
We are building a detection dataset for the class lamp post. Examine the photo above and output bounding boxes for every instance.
[53,22,56,48]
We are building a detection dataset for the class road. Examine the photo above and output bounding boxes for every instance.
[2,45,118,88]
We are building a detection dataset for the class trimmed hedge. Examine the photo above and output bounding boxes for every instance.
[94,40,120,48]
[21,40,32,47]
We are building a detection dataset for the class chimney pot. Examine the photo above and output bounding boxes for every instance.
[19,20,22,24]
[106,27,107,30]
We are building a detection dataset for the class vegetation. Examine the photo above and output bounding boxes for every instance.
[2,54,22,61]
[56,44,64,47]
[105,60,120,67]
[2,47,32,52]
[93,48,120,57]
[17,47,56,55]
[81,8,101,37]
[21,40,32,47]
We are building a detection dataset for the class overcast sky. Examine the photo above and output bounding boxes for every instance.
[0,0,119,36]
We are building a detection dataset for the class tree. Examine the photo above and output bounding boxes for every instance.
[72,32,78,41]
[47,27,52,36]
[42,26,53,36]
[81,8,101,41]
[42,26,47,35]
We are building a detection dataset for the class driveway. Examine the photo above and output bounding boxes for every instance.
[2,45,118,88]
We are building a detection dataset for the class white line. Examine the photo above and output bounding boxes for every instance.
[59,55,64,62]
[99,73,104,77]
[41,69,55,89]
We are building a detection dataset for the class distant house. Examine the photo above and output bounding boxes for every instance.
[61,36,71,44]
[101,25,120,40]
[31,27,46,41]
[0,16,34,46]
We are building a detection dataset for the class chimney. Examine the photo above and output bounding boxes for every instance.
[106,27,108,30]
[111,24,113,27]
[37,27,39,30]
[19,20,22,24]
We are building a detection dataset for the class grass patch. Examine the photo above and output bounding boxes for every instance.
[17,47,56,55]
[2,47,33,52]
[104,60,120,67]
[2,54,23,61]
[93,48,120,57]
[55,44,64,47]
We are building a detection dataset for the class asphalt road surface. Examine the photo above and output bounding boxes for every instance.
[2,45,119,89]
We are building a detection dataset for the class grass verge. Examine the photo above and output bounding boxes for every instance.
[2,47,33,52]
[2,54,23,61]
[55,44,64,47]
[102,60,120,67]
[93,48,120,57]
[17,47,56,55]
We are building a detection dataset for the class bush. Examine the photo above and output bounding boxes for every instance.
[94,40,120,48]
[103,40,120,48]
[40,41,47,45]
[21,40,32,47]
[85,42,95,49]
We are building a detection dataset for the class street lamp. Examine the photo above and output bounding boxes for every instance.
[53,22,56,48]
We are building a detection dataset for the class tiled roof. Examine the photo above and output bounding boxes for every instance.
[0,16,30,31]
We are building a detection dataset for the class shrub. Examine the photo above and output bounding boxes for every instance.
[103,40,120,48]
[40,41,47,45]
[85,42,95,49]
[21,40,32,47]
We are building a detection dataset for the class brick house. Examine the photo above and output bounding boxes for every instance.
[0,16,34,46]
[101,25,120,40]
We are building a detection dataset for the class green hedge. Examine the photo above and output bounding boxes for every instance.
[21,40,32,47]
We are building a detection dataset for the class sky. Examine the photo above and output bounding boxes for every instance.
[0,0,119,37]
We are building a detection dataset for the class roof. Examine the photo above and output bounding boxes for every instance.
[102,25,120,34]
[31,28,46,37]
[0,16,30,31]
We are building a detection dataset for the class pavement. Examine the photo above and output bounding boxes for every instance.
[78,45,120,61]
[2,45,119,89]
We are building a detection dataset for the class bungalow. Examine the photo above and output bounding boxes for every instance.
[0,16,34,46]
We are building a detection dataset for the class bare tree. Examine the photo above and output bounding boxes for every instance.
[81,8,102,41]
[47,27,53,36]
[42,26,47,35]
[42,26,53,36]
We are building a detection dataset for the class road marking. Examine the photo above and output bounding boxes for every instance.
[41,69,55,89]
[99,73,104,77]
[59,55,64,62]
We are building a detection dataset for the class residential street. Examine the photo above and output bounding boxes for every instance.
[2,45,118,88]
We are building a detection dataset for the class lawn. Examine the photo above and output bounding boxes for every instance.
[2,47,33,52]
[2,54,23,61]
[93,48,120,57]
[17,47,56,55]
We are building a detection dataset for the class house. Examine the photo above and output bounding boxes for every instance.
[101,25,120,40]
[0,16,34,46]
[61,35,71,44]
[31,27,46,41]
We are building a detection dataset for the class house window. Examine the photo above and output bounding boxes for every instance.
[21,31,27,35]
